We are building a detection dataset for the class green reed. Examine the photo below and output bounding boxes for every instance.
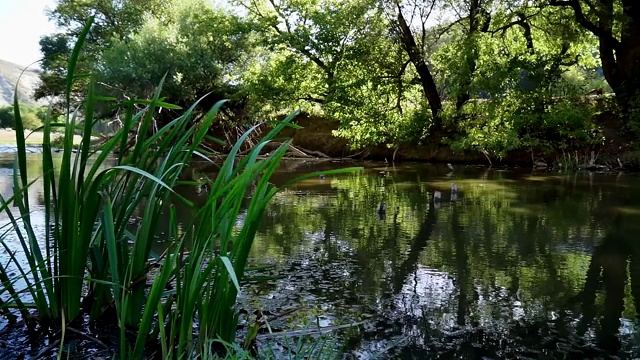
[0,17,360,359]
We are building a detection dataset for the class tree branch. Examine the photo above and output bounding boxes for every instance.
[549,0,620,49]
[395,4,442,122]
[297,95,326,104]
[377,59,411,80]
[260,6,334,80]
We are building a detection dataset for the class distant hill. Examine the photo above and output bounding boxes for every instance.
[0,58,45,107]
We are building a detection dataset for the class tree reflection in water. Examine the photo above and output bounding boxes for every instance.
[165,161,640,358]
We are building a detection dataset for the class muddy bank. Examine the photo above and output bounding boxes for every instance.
[276,113,493,164]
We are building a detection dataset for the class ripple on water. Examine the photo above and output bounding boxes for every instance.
[2,161,640,358]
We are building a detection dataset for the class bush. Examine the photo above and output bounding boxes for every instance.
[0,105,44,130]
[446,88,602,159]
[0,106,14,128]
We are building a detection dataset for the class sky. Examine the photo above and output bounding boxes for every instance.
[0,0,57,67]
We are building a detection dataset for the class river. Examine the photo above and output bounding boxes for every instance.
[162,159,640,358]
[2,154,640,358]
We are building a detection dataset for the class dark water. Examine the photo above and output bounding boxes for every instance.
[162,159,640,358]
[3,155,640,358]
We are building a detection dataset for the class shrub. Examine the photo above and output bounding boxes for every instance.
[446,88,602,158]
[0,106,16,128]
[0,105,44,129]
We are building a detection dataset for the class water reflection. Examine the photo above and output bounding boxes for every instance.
[2,155,640,357]
[233,162,640,358]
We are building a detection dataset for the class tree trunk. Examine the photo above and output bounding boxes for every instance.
[395,6,443,131]
[552,0,640,123]
[597,0,640,111]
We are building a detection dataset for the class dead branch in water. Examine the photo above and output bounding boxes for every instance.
[239,141,331,159]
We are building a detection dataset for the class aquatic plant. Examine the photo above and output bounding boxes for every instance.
[0,17,359,358]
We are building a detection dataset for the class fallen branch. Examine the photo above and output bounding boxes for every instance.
[257,320,367,339]
[481,149,493,166]
[283,144,313,158]
[344,148,368,159]
[292,145,331,158]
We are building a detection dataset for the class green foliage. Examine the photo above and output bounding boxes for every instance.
[331,95,432,149]
[36,0,169,106]
[0,107,12,128]
[37,0,630,158]
[98,0,254,112]
[540,0,640,123]
[34,33,73,103]
[446,92,602,157]
[238,0,423,147]
[0,105,44,129]
[238,0,612,154]
[424,2,605,157]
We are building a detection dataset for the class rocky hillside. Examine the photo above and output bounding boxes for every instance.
[0,58,44,107]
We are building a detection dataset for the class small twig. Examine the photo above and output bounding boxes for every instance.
[344,149,368,158]
[66,327,109,349]
[286,144,313,158]
[257,321,366,339]
[481,149,493,166]
[127,273,148,290]
[34,339,61,359]
[271,306,302,321]
[294,145,331,158]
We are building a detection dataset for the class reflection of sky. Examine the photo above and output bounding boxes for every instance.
[0,156,49,324]
[390,267,553,332]
[397,267,456,314]
[0,155,49,227]
[0,153,108,324]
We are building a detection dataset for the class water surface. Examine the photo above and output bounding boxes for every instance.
[173,159,640,358]
[2,155,640,358]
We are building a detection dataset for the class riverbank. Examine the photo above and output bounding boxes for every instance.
[3,114,637,171]
[275,112,640,171]
[0,129,98,146]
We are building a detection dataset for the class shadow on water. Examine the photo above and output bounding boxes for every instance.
[3,155,640,358]
[231,162,640,359]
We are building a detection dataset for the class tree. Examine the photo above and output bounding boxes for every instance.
[35,0,618,156]
[547,0,640,125]
[432,1,602,157]
[96,0,254,119]
[236,0,386,105]
[442,0,493,111]
[384,0,492,134]
[391,0,443,126]
[0,106,44,130]
[36,0,167,105]
[238,0,428,147]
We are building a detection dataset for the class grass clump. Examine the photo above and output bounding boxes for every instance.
[0,17,359,359]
